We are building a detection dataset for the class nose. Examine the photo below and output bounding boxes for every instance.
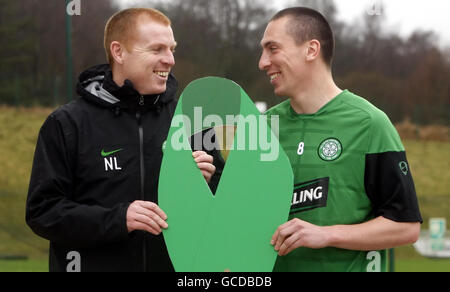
[162,50,175,67]
[258,50,270,71]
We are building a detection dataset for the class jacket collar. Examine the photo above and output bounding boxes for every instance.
[77,64,178,114]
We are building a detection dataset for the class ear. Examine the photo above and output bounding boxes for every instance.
[110,41,126,65]
[305,39,321,62]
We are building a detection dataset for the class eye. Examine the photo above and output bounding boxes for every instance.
[269,46,278,52]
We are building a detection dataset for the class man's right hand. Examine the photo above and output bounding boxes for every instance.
[126,201,169,236]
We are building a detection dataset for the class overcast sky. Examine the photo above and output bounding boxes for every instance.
[117,0,450,47]
[334,0,449,46]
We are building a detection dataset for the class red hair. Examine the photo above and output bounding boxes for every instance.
[104,8,171,65]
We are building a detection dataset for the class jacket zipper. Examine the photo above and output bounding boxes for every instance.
[136,97,146,272]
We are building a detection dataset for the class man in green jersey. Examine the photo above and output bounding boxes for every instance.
[259,7,423,272]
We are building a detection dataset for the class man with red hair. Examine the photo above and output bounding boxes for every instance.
[26,8,215,272]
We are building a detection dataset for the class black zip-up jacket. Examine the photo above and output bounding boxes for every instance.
[26,64,178,272]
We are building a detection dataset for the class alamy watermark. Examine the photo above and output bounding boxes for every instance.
[366,0,383,16]
[66,0,81,16]
[66,251,81,272]
[169,108,280,162]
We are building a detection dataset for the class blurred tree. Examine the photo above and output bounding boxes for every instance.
[72,0,118,78]
[0,0,36,105]
[334,5,449,125]
[0,0,119,106]
[404,48,450,125]
[32,0,66,106]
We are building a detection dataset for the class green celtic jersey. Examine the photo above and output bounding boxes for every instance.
[266,90,422,272]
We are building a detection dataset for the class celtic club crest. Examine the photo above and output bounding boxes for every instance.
[318,138,343,161]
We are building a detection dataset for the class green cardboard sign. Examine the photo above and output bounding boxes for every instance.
[159,77,293,272]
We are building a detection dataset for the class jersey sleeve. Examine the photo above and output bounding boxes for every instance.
[364,111,423,223]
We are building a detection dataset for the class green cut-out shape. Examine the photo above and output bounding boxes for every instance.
[159,77,293,272]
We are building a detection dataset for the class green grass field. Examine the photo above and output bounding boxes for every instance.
[0,259,48,272]
[396,259,450,272]
[0,106,449,272]
[1,258,449,272]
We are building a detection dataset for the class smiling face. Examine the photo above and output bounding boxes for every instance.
[119,17,177,95]
[259,17,310,98]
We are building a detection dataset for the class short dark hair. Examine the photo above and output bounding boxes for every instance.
[271,7,335,67]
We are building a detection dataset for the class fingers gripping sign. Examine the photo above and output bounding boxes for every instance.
[127,201,169,236]
[271,219,331,256]
[193,151,216,183]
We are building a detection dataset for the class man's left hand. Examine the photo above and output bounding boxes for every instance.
[193,151,216,183]
[271,218,331,256]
